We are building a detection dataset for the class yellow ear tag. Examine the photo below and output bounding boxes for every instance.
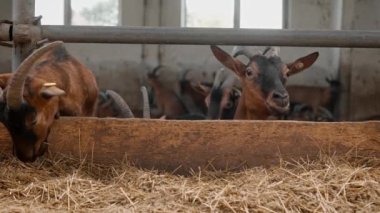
[43,82,57,87]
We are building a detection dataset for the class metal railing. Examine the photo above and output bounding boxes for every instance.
[1,0,380,70]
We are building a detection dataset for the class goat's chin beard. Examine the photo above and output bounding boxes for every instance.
[266,101,290,115]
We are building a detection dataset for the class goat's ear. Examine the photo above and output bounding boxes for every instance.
[0,87,4,102]
[0,73,12,89]
[40,86,66,99]
[287,52,319,76]
[210,46,246,78]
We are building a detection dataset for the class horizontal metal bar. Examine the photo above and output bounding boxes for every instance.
[29,25,380,47]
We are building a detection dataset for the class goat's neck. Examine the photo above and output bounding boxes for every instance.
[234,89,270,120]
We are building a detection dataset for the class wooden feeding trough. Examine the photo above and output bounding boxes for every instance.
[0,118,378,174]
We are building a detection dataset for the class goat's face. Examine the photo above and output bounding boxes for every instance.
[210,46,319,116]
[242,55,290,114]
[0,77,65,162]
[192,70,241,120]
[195,83,240,119]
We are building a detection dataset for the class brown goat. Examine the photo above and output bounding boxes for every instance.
[0,41,99,162]
[210,46,319,120]
[147,65,188,118]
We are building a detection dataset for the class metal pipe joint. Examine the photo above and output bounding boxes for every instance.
[13,24,41,43]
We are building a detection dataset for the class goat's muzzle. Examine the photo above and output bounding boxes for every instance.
[266,91,290,115]
[13,139,47,162]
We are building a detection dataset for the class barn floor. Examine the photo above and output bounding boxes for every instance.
[0,154,379,212]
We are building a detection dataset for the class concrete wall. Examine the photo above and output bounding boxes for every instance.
[340,0,380,120]
[0,0,12,71]
[0,0,379,119]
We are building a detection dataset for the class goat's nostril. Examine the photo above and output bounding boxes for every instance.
[271,91,289,108]
[272,93,281,99]
[272,91,288,100]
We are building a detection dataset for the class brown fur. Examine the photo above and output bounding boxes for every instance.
[234,83,270,120]
[0,43,98,161]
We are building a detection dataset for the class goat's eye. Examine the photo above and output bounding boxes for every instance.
[225,101,233,109]
[245,67,255,79]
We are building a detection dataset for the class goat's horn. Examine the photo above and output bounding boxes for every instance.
[150,65,162,77]
[180,69,191,81]
[140,86,150,119]
[262,47,271,56]
[7,41,63,109]
[213,68,224,88]
[233,49,254,59]
[263,46,280,57]
[105,90,134,118]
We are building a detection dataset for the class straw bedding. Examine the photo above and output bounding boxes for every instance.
[0,154,379,212]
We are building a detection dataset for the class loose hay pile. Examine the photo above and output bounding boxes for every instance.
[0,154,379,212]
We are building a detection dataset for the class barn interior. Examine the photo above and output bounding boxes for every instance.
[0,1,380,212]
[1,0,380,121]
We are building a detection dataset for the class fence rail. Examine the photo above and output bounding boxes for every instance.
[39,26,380,47]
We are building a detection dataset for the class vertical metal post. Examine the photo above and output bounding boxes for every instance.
[181,0,187,27]
[158,0,163,65]
[141,0,148,61]
[339,0,353,121]
[64,0,72,26]
[282,0,289,29]
[233,0,240,28]
[331,0,343,120]
[12,0,35,71]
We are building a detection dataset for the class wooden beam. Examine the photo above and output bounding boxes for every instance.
[0,118,379,174]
